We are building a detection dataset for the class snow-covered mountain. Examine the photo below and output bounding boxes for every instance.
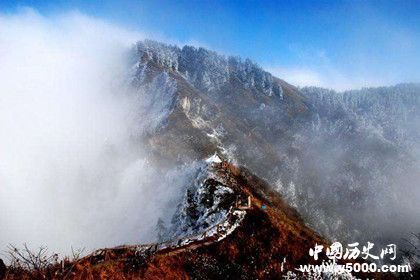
[134,40,283,97]
[128,40,420,249]
[286,85,420,243]
[4,39,419,280]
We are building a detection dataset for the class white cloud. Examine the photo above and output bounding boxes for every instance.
[267,65,395,91]
[0,8,186,257]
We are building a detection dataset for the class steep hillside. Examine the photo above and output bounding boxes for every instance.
[130,40,309,168]
[127,40,420,249]
[288,85,420,242]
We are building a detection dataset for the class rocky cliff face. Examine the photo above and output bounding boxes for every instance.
[128,40,420,249]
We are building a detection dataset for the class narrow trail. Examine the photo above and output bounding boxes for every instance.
[81,204,247,264]
[78,159,252,265]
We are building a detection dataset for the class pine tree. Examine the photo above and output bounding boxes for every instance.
[155,218,167,242]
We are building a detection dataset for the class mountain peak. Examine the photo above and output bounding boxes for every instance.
[134,40,283,97]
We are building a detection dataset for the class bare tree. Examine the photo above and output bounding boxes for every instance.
[5,244,85,279]
[60,247,85,280]
[7,244,59,272]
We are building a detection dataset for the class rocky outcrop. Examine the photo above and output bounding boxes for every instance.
[0,259,6,280]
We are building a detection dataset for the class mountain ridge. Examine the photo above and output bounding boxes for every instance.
[129,40,420,251]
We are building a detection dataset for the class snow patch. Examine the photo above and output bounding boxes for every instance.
[206,153,222,164]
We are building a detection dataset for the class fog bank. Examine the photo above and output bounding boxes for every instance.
[0,9,183,256]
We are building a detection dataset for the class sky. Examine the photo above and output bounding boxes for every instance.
[1,0,419,90]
